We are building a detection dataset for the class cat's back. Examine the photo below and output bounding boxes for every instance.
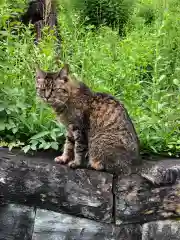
[90,92,134,131]
[88,91,140,171]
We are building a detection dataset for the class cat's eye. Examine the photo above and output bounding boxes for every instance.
[36,87,45,92]
[56,88,67,93]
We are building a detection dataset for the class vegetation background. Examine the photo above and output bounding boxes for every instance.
[0,0,179,156]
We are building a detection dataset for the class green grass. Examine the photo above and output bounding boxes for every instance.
[0,0,180,156]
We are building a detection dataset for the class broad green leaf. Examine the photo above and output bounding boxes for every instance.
[22,145,31,153]
[31,144,37,151]
[44,142,51,149]
[51,142,59,150]
[30,131,49,140]
[50,131,57,141]
[158,75,166,82]
[0,105,5,111]
[12,128,18,134]
[0,122,6,131]
[173,79,179,86]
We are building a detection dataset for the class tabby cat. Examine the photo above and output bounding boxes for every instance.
[35,64,140,174]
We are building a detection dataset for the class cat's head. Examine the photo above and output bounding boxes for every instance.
[36,64,74,106]
[36,64,92,111]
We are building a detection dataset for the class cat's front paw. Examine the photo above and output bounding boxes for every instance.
[54,155,69,164]
[68,160,81,169]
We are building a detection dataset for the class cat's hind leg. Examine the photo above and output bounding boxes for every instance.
[88,139,105,171]
[89,158,104,171]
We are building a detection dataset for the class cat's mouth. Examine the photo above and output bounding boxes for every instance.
[56,105,67,113]
[51,101,67,113]
[38,96,67,113]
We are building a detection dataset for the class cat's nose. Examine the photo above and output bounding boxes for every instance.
[44,95,50,101]
[45,90,51,100]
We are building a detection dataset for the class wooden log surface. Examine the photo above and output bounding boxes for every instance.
[140,158,180,185]
[0,202,142,240]
[0,203,35,240]
[1,202,180,240]
[1,147,180,227]
[114,174,180,225]
[142,220,180,240]
[0,148,113,223]
[32,209,142,240]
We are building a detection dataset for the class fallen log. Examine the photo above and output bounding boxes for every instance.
[0,202,142,240]
[33,209,142,240]
[0,148,113,223]
[1,203,180,240]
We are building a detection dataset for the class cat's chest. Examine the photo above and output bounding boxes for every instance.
[56,114,69,127]
[56,109,83,127]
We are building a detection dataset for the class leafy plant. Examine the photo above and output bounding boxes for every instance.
[0,1,65,152]
[62,0,135,35]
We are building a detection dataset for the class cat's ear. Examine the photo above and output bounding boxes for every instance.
[58,64,69,80]
[36,67,46,80]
